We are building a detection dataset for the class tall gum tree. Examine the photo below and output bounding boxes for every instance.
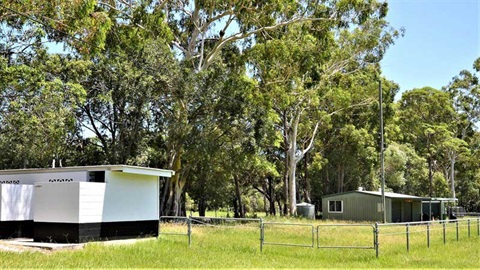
[443,57,480,199]
[0,48,89,168]
[2,0,399,216]
[247,7,399,214]
[160,0,399,215]
[397,87,459,198]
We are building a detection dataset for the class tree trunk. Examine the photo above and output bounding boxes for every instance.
[233,198,239,218]
[172,178,186,216]
[198,197,206,217]
[304,152,311,203]
[449,150,456,200]
[159,177,171,217]
[234,175,245,218]
[428,156,433,198]
[324,165,330,195]
[287,112,299,216]
[268,176,276,216]
[285,110,318,215]
[288,139,297,215]
[336,164,344,193]
[277,198,283,215]
[283,111,289,216]
[160,145,185,216]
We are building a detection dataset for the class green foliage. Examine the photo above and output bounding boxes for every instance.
[384,143,407,191]
[0,48,89,167]
[1,1,479,214]
[0,0,112,54]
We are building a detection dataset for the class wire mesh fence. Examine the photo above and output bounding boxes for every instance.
[158,216,480,257]
[376,218,480,257]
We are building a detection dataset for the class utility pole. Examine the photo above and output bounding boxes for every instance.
[379,80,386,223]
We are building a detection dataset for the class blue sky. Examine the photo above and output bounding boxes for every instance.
[381,0,480,99]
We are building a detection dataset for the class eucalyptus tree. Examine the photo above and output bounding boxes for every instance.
[0,0,111,55]
[382,143,429,195]
[397,87,459,198]
[0,48,89,168]
[313,70,398,197]
[248,12,399,214]
[162,0,398,216]
[444,57,480,138]
[455,131,480,211]
[78,11,177,165]
[443,57,480,200]
[0,1,117,169]
[2,0,401,216]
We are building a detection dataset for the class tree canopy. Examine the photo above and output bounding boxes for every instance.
[1,1,479,215]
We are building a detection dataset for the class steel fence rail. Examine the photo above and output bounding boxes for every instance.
[316,224,376,250]
[376,217,480,257]
[260,222,315,251]
[159,216,191,246]
[189,216,262,228]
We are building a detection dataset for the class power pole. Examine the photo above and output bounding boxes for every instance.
[379,80,386,223]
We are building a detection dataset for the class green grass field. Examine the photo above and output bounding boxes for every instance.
[1,218,479,268]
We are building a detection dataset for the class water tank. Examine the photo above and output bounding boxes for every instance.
[296,202,315,219]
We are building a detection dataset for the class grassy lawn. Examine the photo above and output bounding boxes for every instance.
[1,218,479,268]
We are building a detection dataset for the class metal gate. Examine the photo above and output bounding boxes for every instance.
[260,222,315,251]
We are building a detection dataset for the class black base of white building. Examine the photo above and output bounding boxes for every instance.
[0,220,34,239]
[33,220,158,243]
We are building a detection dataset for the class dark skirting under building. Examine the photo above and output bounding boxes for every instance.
[33,220,159,243]
[0,220,34,239]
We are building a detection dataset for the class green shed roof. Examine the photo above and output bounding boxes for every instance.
[322,190,425,200]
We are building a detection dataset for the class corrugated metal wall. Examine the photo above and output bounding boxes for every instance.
[322,192,390,222]
[322,192,423,222]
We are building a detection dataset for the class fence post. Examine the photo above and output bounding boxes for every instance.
[316,225,320,249]
[259,218,264,252]
[375,222,379,258]
[159,217,162,235]
[187,215,192,246]
[406,223,410,252]
[468,219,471,237]
[442,221,446,245]
[427,222,430,248]
[478,218,480,237]
[456,220,459,241]
[310,225,315,248]
[372,225,376,255]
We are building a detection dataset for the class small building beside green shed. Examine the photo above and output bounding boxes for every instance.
[422,197,458,220]
[322,189,424,223]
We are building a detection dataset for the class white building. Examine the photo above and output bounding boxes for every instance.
[0,165,174,243]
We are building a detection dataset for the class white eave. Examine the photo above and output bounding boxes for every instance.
[0,165,175,178]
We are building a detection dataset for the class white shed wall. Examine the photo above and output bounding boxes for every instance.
[0,171,88,185]
[33,173,159,224]
[34,182,80,223]
[0,184,34,221]
[78,182,106,223]
[102,171,158,222]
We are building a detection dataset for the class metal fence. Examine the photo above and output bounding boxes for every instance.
[260,222,315,251]
[159,216,192,246]
[375,218,480,257]
[159,216,480,257]
[316,224,376,250]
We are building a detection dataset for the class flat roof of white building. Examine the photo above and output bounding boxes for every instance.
[0,165,175,178]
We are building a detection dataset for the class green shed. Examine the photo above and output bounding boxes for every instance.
[322,190,424,223]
